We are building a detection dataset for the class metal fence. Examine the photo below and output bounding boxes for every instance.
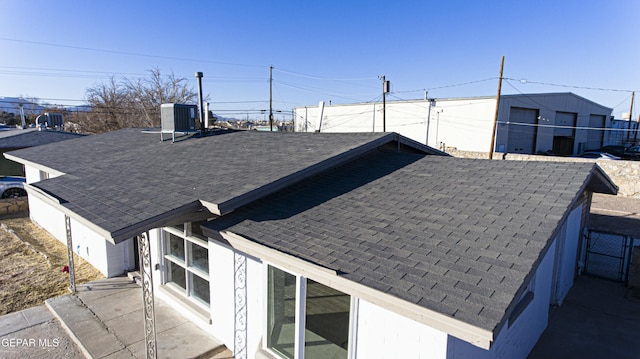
[584,230,634,283]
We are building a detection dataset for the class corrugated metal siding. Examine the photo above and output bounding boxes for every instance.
[507,107,538,153]
[587,115,605,150]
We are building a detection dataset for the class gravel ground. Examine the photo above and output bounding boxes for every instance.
[0,216,103,315]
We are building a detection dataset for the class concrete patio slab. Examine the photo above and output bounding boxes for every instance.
[528,276,640,359]
[0,305,83,359]
[45,276,232,359]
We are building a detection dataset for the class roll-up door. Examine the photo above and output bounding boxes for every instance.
[507,107,538,154]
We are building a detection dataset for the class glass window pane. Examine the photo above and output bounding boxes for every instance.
[304,279,350,359]
[189,242,209,274]
[167,232,185,261]
[267,266,296,359]
[167,260,186,290]
[191,273,210,304]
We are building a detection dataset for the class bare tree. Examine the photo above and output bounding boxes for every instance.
[124,68,199,128]
[72,68,201,134]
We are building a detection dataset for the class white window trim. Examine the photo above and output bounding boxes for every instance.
[161,224,210,310]
[263,263,356,359]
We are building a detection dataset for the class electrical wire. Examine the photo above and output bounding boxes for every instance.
[503,77,636,93]
[0,37,265,68]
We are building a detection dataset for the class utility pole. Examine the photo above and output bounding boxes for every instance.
[627,91,634,144]
[269,65,274,132]
[426,96,435,146]
[379,75,389,132]
[488,56,505,159]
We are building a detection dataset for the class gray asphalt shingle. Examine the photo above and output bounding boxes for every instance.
[7,128,413,240]
[0,130,83,148]
[203,149,610,333]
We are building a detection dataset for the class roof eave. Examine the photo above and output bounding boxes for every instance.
[26,183,214,244]
[205,228,494,349]
[4,153,66,177]
[588,164,618,195]
[109,202,214,243]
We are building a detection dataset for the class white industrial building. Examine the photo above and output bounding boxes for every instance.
[294,93,615,156]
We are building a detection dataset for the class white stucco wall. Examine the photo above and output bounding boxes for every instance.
[208,241,264,358]
[28,180,132,278]
[551,204,583,306]
[355,299,448,359]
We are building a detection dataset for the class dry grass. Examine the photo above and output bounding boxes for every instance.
[0,216,104,315]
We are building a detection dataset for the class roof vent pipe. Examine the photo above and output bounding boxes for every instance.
[195,72,205,133]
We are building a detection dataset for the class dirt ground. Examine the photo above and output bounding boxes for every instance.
[0,215,104,315]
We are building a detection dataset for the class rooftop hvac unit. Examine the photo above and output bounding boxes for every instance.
[161,104,197,131]
[160,104,198,141]
[35,112,64,131]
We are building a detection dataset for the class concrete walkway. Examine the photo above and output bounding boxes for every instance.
[0,276,235,359]
[45,276,234,359]
[0,304,84,358]
[528,275,640,359]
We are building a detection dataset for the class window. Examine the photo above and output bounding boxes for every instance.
[267,265,351,359]
[163,223,210,306]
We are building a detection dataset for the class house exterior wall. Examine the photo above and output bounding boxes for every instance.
[25,163,133,277]
[551,203,584,306]
[356,299,448,359]
[207,240,264,358]
[28,193,130,277]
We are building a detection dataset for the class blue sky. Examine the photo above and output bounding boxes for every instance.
[0,0,638,119]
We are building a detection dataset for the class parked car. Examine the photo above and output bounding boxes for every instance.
[576,151,621,160]
[598,145,640,160]
[0,176,27,198]
[629,145,640,154]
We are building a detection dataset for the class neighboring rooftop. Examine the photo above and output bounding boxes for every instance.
[0,128,83,149]
[203,149,616,335]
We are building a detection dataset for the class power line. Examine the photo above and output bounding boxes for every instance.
[273,67,377,81]
[0,37,265,68]
[393,78,497,94]
[503,77,636,93]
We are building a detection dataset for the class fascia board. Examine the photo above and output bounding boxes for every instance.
[4,153,66,177]
[27,183,210,245]
[218,230,494,349]
[25,183,113,240]
[109,201,212,243]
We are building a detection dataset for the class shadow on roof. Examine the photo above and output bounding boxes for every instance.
[206,149,425,230]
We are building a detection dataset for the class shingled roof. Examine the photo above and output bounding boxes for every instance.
[0,129,83,149]
[202,149,616,345]
[5,128,438,242]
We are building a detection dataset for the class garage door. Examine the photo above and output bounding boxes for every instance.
[587,115,605,151]
[507,107,538,154]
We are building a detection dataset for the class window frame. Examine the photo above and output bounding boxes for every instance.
[264,263,358,359]
[162,223,210,309]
